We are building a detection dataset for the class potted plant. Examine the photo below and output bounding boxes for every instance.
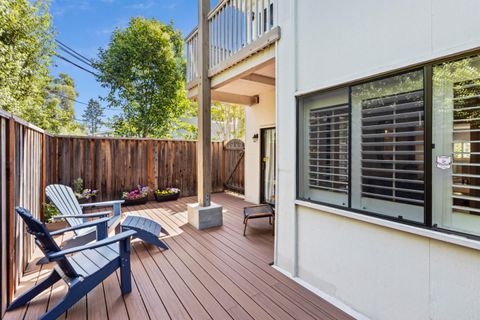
[72,177,98,203]
[154,187,180,202]
[122,185,150,206]
[76,188,98,202]
[43,202,68,231]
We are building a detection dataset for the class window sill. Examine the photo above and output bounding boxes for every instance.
[295,199,480,251]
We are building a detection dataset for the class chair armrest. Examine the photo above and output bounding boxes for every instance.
[80,200,124,216]
[48,230,137,261]
[52,211,111,221]
[50,217,111,236]
[80,200,125,208]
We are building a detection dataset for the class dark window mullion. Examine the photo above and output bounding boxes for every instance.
[424,65,433,227]
[348,86,352,208]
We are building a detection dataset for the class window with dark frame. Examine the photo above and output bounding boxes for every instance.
[298,53,480,237]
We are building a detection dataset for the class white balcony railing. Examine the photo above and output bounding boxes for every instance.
[186,0,276,84]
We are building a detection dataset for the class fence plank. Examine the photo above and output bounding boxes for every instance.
[6,117,15,305]
[0,117,7,316]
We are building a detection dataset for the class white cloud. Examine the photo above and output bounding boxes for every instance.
[51,0,90,17]
[127,1,156,10]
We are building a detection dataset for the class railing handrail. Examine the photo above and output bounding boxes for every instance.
[186,0,277,84]
[185,27,198,42]
[184,0,229,42]
[208,0,230,20]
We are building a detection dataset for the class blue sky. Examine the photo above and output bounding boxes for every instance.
[50,0,203,126]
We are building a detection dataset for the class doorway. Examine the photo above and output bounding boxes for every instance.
[260,127,276,204]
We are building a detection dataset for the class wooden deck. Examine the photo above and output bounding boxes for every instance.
[3,193,353,320]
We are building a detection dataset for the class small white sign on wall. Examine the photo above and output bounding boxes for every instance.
[436,155,452,170]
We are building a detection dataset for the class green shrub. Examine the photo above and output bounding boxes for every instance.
[43,202,60,223]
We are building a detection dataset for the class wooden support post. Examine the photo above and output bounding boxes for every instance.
[197,0,212,207]
[6,117,15,304]
[189,0,223,229]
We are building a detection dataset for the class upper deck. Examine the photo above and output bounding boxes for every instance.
[186,0,280,104]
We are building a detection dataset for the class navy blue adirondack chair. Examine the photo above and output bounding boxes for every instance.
[46,184,124,247]
[7,207,136,320]
[47,184,169,251]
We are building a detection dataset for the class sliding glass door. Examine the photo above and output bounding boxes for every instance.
[261,128,276,204]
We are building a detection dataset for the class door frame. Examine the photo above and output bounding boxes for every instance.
[260,126,276,204]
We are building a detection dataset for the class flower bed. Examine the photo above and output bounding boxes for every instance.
[154,188,180,202]
[123,196,149,206]
[122,185,150,206]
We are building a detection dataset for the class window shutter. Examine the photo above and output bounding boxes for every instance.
[360,89,425,206]
[308,104,349,194]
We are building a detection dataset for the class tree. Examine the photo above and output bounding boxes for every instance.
[82,99,105,135]
[0,0,84,134]
[47,73,84,134]
[95,17,189,138]
[173,101,246,141]
[211,102,245,141]
[0,0,54,124]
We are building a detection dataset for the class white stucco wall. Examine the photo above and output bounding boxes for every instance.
[275,0,480,319]
[244,88,276,204]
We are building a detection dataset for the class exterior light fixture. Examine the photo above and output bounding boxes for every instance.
[252,133,259,142]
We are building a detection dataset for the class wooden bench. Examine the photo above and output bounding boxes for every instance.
[121,215,168,250]
[243,204,275,236]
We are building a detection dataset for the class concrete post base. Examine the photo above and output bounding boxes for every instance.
[187,202,223,230]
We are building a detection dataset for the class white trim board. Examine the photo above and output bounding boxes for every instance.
[295,200,480,252]
[272,265,370,320]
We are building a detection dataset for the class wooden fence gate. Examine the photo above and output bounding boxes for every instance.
[223,139,245,194]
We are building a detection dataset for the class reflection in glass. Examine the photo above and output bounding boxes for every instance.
[299,88,349,207]
[433,55,480,235]
[351,70,425,222]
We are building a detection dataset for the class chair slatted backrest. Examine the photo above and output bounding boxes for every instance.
[16,207,78,278]
[46,184,84,228]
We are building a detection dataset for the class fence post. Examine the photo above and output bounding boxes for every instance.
[6,116,15,304]
[221,141,226,192]
[40,133,47,221]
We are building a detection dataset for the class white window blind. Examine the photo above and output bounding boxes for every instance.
[308,104,349,194]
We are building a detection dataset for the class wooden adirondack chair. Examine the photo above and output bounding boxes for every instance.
[7,207,136,320]
[46,184,124,247]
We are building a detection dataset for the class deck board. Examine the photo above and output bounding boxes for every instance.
[3,193,354,320]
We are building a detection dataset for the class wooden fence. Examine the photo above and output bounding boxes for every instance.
[46,136,225,201]
[0,112,245,316]
[0,111,47,316]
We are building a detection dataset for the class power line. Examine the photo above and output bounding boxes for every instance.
[55,53,98,77]
[55,39,95,67]
[47,90,89,106]
[57,45,95,68]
